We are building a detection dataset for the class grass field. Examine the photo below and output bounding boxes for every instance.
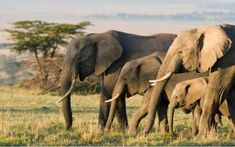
[0,87,234,145]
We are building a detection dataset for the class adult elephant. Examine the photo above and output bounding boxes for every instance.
[143,24,235,136]
[57,30,176,130]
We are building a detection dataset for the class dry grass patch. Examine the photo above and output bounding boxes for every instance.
[0,87,234,145]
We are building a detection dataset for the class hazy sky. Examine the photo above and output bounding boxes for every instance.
[1,0,235,42]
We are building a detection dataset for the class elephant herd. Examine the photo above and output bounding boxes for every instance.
[57,24,235,137]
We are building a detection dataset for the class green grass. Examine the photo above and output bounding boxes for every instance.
[0,87,234,145]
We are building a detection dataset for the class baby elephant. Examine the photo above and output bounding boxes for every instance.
[168,77,235,135]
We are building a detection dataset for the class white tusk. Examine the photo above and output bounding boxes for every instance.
[105,94,120,103]
[149,79,157,83]
[56,79,76,103]
[150,83,156,86]
[155,72,172,83]
[149,72,172,86]
[149,79,157,86]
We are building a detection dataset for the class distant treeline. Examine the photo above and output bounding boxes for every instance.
[87,11,235,21]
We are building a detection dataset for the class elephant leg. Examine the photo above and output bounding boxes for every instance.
[115,92,128,130]
[192,105,202,136]
[214,113,222,126]
[129,90,151,133]
[227,91,235,133]
[210,115,218,135]
[157,93,169,133]
[98,86,111,128]
[99,88,128,130]
[198,67,235,136]
[99,73,128,130]
[209,113,222,134]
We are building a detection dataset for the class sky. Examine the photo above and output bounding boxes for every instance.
[1,0,235,42]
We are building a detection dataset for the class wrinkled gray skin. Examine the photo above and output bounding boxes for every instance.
[60,30,176,130]
[168,77,235,135]
[144,24,235,136]
[104,51,208,133]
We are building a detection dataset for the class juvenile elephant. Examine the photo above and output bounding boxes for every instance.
[144,24,235,135]
[57,30,176,130]
[104,52,168,132]
[168,77,235,135]
[104,51,208,133]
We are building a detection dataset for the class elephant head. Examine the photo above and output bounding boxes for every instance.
[167,77,208,134]
[144,24,232,134]
[58,31,123,129]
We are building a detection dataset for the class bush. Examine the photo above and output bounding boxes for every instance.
[19,56,101,94]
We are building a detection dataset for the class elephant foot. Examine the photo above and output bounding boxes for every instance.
[168,132,177,137]
[104,127,111,133]
[119,123,128,131]
[209,127,218,135]
[65,122,73,130]
[65,126,72,131]
[192,128,199,136]
[159,124,168,133]
[98,116,107,130]
[97,122,105,131]
[128,120,139,134]
[128,126,137,135]
[195,132,207,140]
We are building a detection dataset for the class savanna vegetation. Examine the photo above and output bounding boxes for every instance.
[0,87,234,146]
[6,20,93,91]
[1,20,235,146]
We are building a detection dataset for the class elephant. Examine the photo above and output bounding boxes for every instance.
[168,77,235,135]
[57,30,176,130]
[104,51,168,132]
[143,24,235,136]
[104,51,208,133]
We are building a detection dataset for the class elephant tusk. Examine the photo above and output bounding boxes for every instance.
[56,79,76,103]
[149,72,172,86]
[149,80,157,86]
[154,72,172,83]
[105,94,120,103]
[149,79,157,83]
[150,83,156,86]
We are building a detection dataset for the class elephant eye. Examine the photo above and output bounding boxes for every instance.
[178,51,183,58]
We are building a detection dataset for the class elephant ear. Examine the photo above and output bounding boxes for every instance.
[95,31,123,75]
[184,83,201,107]
[184,78,208,107]
[198,25,232,72]
[139,56,162,93]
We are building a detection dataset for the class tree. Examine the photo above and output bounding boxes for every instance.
[6,20,91,89]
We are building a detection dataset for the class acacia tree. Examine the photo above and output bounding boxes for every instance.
[6,20,91,88]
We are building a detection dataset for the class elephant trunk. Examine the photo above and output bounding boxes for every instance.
[60,65,77,130]
[57,79,76,103]
[167,102,176,134]
[143,79,168,134]
[105,80,125,130]
[105,98,118,130]
[143,54,181,134]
